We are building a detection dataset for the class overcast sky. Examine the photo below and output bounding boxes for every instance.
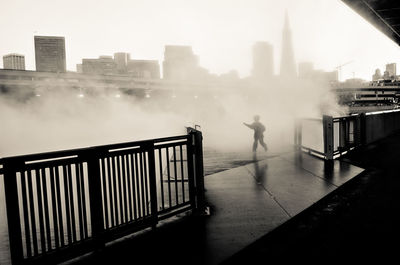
[1,0,400,81]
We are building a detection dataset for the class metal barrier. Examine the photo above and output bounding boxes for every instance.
[363,109,400,144]
[0,129,205,265]
[295,109,400,160]
[294,118,326,158]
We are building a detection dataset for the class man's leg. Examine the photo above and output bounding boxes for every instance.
[253,138,258,152]
[259,137,267,151]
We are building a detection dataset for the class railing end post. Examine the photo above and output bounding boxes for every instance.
[2,158,24,265]
[187,128,207,214]
[323,115,334,160]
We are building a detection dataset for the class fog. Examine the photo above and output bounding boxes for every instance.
[0,0,395,158]
[0,77,347,158]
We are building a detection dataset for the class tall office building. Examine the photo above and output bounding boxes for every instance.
[114,52,130,74]
[385,63,396,78]
[162,45,199,80]
[298,62,337,84]
[252,42,273,80]
[82,56,117,75]
[298,62,314,78]
[127,60,160,79]
[3,53,25,70]
[76,64,83,73]
[372,68,382,81]
[34,36,66,72]
[279,11,297,78]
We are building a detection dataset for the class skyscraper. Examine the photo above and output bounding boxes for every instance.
[3,53,25,70]
[280,11,297,78]
[385,63,396,78]
[34,36,66,72]
[114,52,130,74]
[162,45,200,80]
[252,42,273,80]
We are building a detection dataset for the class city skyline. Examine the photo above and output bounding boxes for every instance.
[1,0,400,81]
[1,34,394,83]
[2,30,397,84]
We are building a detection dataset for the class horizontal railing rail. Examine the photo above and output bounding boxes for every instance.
[2,130,205,265]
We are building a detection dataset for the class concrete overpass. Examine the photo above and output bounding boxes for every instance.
[0,69,243,99]
[341,0,400,46]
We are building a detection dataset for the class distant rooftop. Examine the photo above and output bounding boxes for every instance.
[34,35,65,39]
[3,53,24,57]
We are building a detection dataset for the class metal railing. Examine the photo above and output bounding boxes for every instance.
[295,115,361,160]
[294,118,325,158]
[363,109,400,144]
[295,109,400,160]
[0,129,205,265]
[332,115,360,158]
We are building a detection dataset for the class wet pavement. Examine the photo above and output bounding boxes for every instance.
[70,149,363,265]
[202,152,363,264]
[223,132,400,264]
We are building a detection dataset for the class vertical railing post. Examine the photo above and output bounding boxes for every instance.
[339,118,346,151]
[354,114,361,146]
[146,141,159,228]
[3,158,24,265]
[294,119,302,151]
[191,130,205,212]
[84,149,105,250]
[186,134,196,210]
[359,113,367,146]
[323,115,334,160]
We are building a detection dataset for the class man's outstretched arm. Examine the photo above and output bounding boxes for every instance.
[243,122,253,129]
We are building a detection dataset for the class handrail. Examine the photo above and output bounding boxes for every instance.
[0,135,188,162]
[332,114,358,120]
[365,108,400,115]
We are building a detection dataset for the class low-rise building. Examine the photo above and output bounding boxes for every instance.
[3,53,26,70]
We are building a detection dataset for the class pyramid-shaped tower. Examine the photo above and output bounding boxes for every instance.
[280,10,297,78]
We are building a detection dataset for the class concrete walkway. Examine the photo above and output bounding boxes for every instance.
[72,150,363,265]
[202,151,363,264]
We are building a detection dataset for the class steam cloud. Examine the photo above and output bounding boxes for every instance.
[0,78,346,158]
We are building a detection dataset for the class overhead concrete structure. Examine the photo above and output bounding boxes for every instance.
[341,0,400,46]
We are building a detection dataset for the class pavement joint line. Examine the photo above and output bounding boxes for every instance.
[244,163,292,218]
[278,155,339,188]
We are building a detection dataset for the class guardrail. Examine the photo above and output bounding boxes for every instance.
[295,109,400,160]
[0,129,205,265]
[294,118,325,158]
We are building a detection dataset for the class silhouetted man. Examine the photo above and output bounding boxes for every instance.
[243,115,267,152]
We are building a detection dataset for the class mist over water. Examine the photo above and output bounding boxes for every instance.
[0,78,346,158]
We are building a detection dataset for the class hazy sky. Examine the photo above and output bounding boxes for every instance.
[1,0,400,80]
